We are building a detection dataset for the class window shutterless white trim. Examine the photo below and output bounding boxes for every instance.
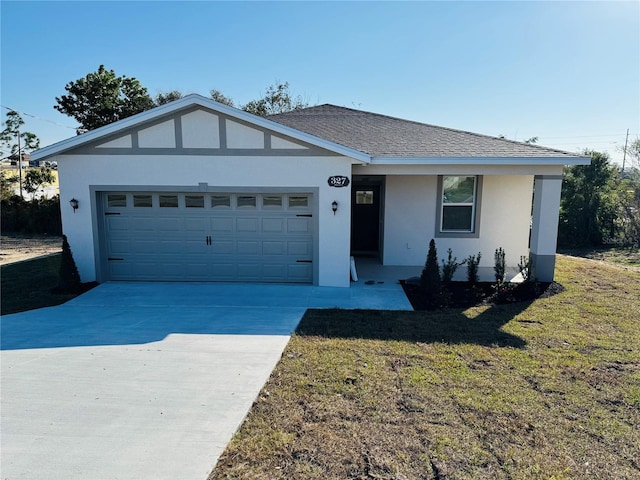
[435,175,482,239]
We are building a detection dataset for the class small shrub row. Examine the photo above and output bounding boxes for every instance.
[417,239,534,308]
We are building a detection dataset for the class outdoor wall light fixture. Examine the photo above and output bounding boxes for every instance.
[332,200,338,215]
[69,198,79,212]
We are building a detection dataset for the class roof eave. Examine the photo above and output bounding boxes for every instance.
[31,94,371,163]
[369,156,591,166]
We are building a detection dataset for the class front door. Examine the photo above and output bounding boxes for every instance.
[351,185,380,254]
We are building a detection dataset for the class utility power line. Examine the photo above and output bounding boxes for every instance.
[1,105,77,130]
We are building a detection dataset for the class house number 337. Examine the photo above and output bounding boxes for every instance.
[327,176,350,187]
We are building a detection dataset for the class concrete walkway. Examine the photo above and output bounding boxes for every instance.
[1,282,411,480]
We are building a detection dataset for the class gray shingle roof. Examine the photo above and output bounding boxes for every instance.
[268,104,577,158]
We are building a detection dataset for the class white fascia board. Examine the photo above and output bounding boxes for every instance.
[31,94,371,163]
[370,156,591,166]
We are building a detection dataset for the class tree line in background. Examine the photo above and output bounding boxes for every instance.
[559,146,640,249]
[2,65,639,249]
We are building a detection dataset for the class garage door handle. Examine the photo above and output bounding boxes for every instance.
[296,260,312,263]
[296,214,312,217]
[104,212,121,216]
[108,257,124,261]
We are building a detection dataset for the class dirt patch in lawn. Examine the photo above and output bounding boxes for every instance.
[0,233,62,265]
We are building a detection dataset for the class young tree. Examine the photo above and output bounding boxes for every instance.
[55,65,154,133]
[1,110,41,198]
[242,81,309,117]
[1,110,41,159]
[24,168,55,199]
[420,239,441,307]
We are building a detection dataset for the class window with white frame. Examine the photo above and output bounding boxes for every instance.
[440,175,478,233]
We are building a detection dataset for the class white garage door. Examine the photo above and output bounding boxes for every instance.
[102,192,314,283]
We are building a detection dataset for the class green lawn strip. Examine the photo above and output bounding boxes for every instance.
[1,254,77,315]
[211,255,640,480]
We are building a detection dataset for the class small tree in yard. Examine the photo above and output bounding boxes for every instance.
[420,239,441,306]
[465,252,482,284]
[494,247,506,283]
[441,248,462,284]
[57,235,81,293]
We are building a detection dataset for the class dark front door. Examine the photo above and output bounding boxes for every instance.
[351,185,380,254]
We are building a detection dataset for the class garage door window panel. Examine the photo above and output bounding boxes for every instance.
[133,195,153,207]
[263,196,283,208]
[185,195,204,208]
[211,195,231,208]
[159,195,179,208]
[107,194,127,208]
[289,196,309,208]
[237,196,256,208]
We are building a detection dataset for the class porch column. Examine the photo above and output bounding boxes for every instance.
[530,175,563,282]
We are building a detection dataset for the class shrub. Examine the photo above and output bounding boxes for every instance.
[441,248,462,284]
[518,255,533,282]
[56,235,81,293]
[465,252,482,284]
[494,247,506,283]
[420,239,441,306]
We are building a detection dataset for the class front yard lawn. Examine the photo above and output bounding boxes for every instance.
[0,254,78,315]
[211,255,640,480]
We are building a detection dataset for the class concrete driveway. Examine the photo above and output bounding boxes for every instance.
[1,282,411,480]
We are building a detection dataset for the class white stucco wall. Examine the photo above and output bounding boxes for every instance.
[383,174,534,281]
[57,154,352,287]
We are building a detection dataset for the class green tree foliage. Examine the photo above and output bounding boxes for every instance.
[154,90,183,105]
[24,168,55,199]
[1,195,62,235]
[1,110,40,159]
[55,65,154,133]
[558,150,621,247]
[1,110,41,199]
[242,81,309,117]
[210,89,234,107]
[624,138,640,170]
[0,171,18,200]
[617,165,640,246]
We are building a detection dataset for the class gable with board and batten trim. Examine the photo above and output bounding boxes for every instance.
[72,106,336,157]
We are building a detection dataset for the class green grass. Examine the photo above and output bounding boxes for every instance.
[1,254,78,315]
[211,255,640,480]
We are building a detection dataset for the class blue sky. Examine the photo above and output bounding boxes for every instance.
[2,1,639,164]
